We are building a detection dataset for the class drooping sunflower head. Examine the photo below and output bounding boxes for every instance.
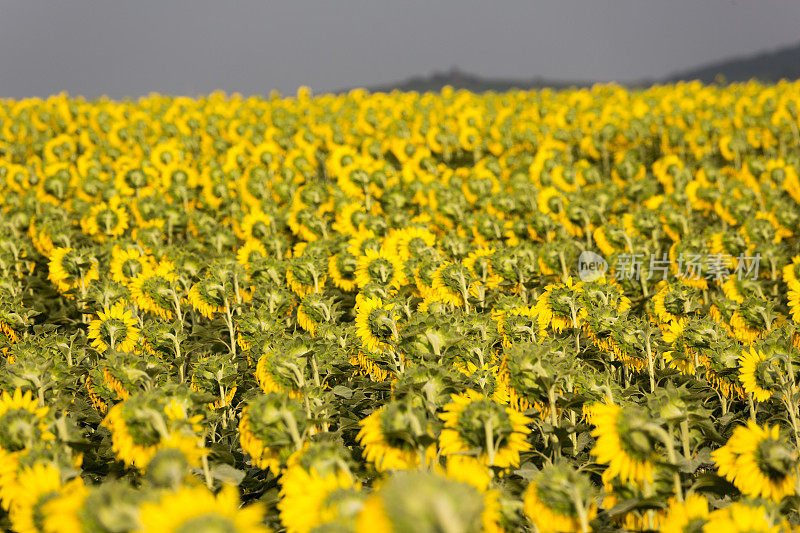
[590,402,658,484]
[109,246,153,285]
[138,484,270,533]
[279,441,362,533]
[354,248,406,289]
[702,501,785,533]
[8,462,81,533]
[47,246,100,295]
[659,493,710,533]
[354,297,401,353]
[239,392,308,474]
[328,250,358,292]
[286,254,328,297]
[87,302,140,353]
[143,434,210,490]
[393,226,436,261]
[355,471,500,533]
[129,260,178,320]
[80,198,130,241]
[439,390,531,468]
[101,388,203,470]
[431,261,474,307]
[738,347,780,403]
[712,420,798,502]
[652,282,700,324]
[535,277,586,333]
[0,388,55,453]
[505,339,573,409]
[72,479,147,533]
[296,293,334,337]
[357,399,435,472]
[236,238,268,269]
[729,297,777,344]
[523,462,598,533]
[496,305,538,347]
[187,278,226,320]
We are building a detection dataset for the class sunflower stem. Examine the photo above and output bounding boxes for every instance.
[484,417,496,466]
[570,486,590,533]
[680,418,691,459]
[223,296,237,359]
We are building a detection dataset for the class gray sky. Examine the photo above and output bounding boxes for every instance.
[1,0,799,98]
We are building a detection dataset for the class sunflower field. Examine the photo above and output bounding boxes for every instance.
[1,82,800,532]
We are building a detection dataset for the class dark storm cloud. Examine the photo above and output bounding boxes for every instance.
[0,0,799,98]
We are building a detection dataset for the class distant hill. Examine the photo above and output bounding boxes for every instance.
[358,68,592,93]
[665,40,800,84]
[350,41,800,93]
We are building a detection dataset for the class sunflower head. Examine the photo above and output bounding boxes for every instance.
[354,249,406,289]
[138,485,269,533]
[354,296,402,354]
[591,402,659,484]
[239,393,308,474]
[355,471,497,533]
[439,390,531,468]
[523,462,597,533]
[738,347,781,402]
[0,388,55,453]
[87,302,140,353]
[712,420,798,502]
[357,399,435,472]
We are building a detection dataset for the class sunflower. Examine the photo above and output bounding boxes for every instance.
[47,246,100,296]
[392,226,436,261]
[463,247,503,289]
[347,229,381,257]
[255,352,301,398]
[431,261,473,307]
[238,393,307,474]
[439,390,531,468]
[354,296,401,354]
[102,394,204,470]
[788,279,800,323]
[496,305,538,347]
[652,283,698,325]
[109,246,152,285]
[660,493,710,533]
[712,420,797,502]
[357,402,435,471]
[535,277,587,334]
[0,388,55,453]
[286,257,327,297]
[9,463,82,533]
[187,279,226,320]
[523,462,598,533]
[738,348,779,402]
[40,476,89,533]
[129,260,178,320]
[279,446,361,533]
[80,197,130,241]
[702,502,784,533]
[354,248,406,289]
[296,294,332,337]
[781,256,800,285]
[236,238,268,269]
[355,471,501,533]
[328,251,358,292]
[137,485,269,533]
[590,402,657,484]
[87,302,140,353]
